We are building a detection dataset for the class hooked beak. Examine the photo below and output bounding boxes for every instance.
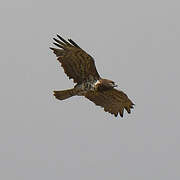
[113,84,118,87]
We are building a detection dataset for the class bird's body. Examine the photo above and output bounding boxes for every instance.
[74,79,116,94]
[75,79,97,94]
[50,35,134,117]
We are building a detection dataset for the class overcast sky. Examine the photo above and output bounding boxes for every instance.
[0,0,180,180]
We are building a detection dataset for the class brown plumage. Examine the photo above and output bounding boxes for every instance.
[50,34,134,117]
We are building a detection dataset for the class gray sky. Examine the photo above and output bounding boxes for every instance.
[0,0,180,179]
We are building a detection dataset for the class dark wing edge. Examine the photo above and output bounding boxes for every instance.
[50,34,81,53]
[50,34,100,84]
[85,89,134,117]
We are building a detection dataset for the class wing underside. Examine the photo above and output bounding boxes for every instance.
[50,35,100,84]
[85,89,134,117]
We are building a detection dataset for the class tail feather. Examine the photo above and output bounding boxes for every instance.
[54,88,77,100]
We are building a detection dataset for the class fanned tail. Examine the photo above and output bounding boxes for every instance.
[53,88,77,100]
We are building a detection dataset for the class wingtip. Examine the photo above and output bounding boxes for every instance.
[119,111,124,117]
[114,113,118,117]
[53,42,63,48]
[56,34,61,38]
[53,38,59,43]
[56,34,65,41]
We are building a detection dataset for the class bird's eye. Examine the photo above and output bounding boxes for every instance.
[111,82,117,87]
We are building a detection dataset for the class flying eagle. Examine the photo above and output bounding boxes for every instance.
[50,35,134,117]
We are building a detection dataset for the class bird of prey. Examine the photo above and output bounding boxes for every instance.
[50,35,134,117]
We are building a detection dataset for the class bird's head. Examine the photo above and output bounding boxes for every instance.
[98,79,118,89]
[109,80,118,88]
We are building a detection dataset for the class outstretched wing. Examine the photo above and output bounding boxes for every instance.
[50,35,100,84]
[85,89,134,117]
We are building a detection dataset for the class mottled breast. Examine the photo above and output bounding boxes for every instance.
[74,80,99,96]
